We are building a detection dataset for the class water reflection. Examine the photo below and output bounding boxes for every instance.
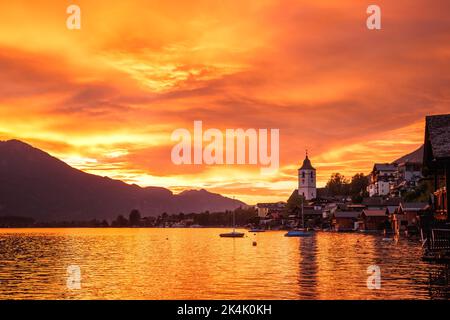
[0,228,448,300]
[428,264,450,300]
[298,236,318,299]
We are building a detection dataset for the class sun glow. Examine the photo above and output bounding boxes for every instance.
[0,0,448,204]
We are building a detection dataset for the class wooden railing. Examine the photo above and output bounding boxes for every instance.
[429,229,450,251]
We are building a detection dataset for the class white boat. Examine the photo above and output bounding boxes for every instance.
[220,206,244,238]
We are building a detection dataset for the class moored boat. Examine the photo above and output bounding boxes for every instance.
[220,231,245,238]
[284,201,313,237]
[220,203,244,238]
[249,228,265,232]
[284,229,313,237]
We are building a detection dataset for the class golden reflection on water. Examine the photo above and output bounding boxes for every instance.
[0,228,447,300]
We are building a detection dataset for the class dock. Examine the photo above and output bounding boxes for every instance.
[421,228,450,262]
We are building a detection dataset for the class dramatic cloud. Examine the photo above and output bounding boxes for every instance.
[0,0,449,203]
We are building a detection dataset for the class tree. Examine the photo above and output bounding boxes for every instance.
[350,173,369,202]
[234,207,258,225]
[326,173,350,196]
[286,190,304,216]
[403,180,432,202]
[350,173,369,194]
[101,220,109,227]
[112,215,128,227]
[129,209,142,227]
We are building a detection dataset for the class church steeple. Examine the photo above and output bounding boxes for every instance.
[298,150,317,200]
[300,150,315,171]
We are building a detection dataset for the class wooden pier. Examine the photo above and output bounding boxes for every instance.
[421,228,450,262]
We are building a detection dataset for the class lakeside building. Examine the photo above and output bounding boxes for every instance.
[362,197,401,214]
[423,114,450,222]
[302,208,324,228]
[360,209,389,231]
[331,211,360,232]
[420,114,450,261]
[392,202,429,234]
[255,202,286,218]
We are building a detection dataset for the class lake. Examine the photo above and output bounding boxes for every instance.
[0,228,448,300]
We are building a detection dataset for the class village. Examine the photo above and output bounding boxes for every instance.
[143,114,448,244]
[254,156,427,235]
[106,115,448,242]
[251,114,450,260]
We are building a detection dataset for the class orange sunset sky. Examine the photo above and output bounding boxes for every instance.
[0,0,449,204]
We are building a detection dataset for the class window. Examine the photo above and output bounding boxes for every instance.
[302,172,305,178]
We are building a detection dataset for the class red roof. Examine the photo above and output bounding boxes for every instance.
[363,209,387,217]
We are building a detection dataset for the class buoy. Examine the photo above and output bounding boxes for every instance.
[252,241,257,246]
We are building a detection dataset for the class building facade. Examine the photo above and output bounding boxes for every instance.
[255,202,286,218]
[368,163,398,197]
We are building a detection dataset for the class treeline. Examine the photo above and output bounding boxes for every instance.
[321,172,431,203]
[322,173,369,202]
[0,216,35,228]
[0,207,258,228]
[111,207,258,227]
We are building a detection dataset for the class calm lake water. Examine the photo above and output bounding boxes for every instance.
[0,228,449,300]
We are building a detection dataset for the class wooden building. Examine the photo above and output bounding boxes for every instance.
[256,202,285,218]
[423,114,450,222]
[302,208,323,228]
[361,209,389,231]
[392,202,429,234]
[332,211,360,232]
[421,114,450,261]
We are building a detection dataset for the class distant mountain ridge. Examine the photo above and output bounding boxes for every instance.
[392,145,424,164]
[0,140,245,221]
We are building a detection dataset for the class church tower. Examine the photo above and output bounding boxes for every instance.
[298,151,316,200]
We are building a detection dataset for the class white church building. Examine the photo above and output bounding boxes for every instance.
[298,153,317,200]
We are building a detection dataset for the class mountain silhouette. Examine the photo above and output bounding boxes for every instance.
[0,140,245,221]
[392,144,424,164]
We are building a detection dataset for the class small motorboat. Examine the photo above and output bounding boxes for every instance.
[284,229,313,237]
[220,231,245,238]
[220,205,245,238]
[249,228,265,233]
